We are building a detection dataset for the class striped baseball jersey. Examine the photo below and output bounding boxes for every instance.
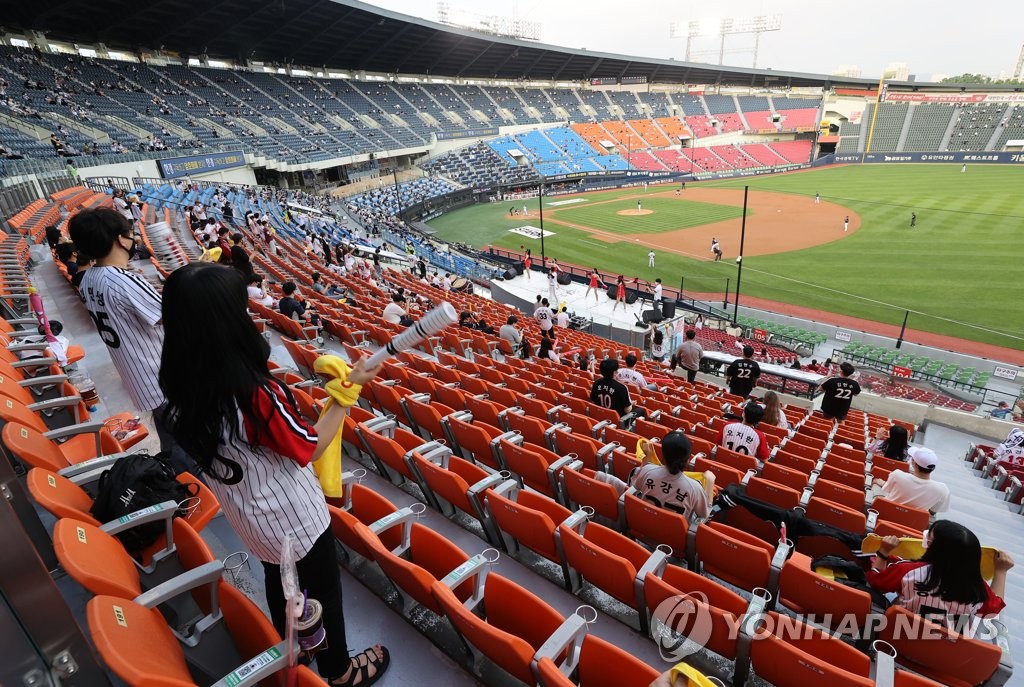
[867,560,1005,619]
[204,382,330,563]
[78,266,165,412]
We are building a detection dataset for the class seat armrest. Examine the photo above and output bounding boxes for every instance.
[43,420,107,441]
[27,395,83,412]
[101,500,178,536]
[530,610,593,680]
[134,560,225,609]
[7,342,50,353]
[368,505,426,555]
[18,374,68,388]
[211,641,291,687]
[10,357,57,370]
[59,452,132,484]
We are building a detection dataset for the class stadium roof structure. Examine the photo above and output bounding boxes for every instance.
[2,0,882,89]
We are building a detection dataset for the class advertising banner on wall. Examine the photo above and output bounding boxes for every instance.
[157,150,246,178]
[834,152,1024,164]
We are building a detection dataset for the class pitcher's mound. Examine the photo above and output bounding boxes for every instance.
[617,209,654,216]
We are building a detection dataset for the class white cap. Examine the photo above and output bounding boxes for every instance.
[908,446,938,470]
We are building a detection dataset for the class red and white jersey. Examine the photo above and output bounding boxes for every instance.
[995,428,1024,466]
[716,421,770,461]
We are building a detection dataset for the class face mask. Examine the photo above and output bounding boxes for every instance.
[121,235,137,260]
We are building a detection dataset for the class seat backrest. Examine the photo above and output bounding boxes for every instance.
[772,450,818,475]
[643,565,744,660]
[485,489,564,563]
[783,438,823,461]
[446,415,502,470]
[2,420,67,470]
[760,461,808,491]
[871,497,930,531]
[177,472,220,532]
[358,425,417,481]
[693,457,743,490]
[877,606,1002,687]
[86,596,194,687]
[714,445,758,473]
[431,573,562,685]
[552,430,602,471]
[778,557,871,635]
[26,468,98,523]
[500,439,559,496]
[576,635,660,687]
[53,519,142,598]
[805,497,867,533]
[560,521,648,608]
[750,612,873,687]
[810,477,865,511]
[746,476,801,510]
[818,462,866,490]
[695,521,773,592]
[365,522,471,614]
[562,467,620,522]
[624,491,688,558]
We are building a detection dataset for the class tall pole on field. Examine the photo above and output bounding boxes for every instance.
[538,182,546,268]
[733,185,749,324]
[895,310,909,349]
[391,168,402,218]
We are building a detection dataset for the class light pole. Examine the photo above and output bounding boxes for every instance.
[538,182,546,268]
[733,185,749,323]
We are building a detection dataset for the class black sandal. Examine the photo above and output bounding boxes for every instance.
[329,645,390,687]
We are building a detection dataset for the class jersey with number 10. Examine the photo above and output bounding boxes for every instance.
[716,421,770,461]
[79,266,165,412]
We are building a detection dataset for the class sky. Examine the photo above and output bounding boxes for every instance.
[366,0,1024,81]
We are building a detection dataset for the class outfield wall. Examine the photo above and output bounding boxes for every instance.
[835,152,1024,164]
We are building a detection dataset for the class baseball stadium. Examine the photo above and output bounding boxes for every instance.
[0,1,1022,686]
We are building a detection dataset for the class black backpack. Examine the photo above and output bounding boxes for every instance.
[89,453,196,553]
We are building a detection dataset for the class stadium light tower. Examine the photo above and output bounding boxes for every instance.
[669,15,781,68]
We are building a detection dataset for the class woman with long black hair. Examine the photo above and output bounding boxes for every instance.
[159,262,388,686]
[868,520,1013,618]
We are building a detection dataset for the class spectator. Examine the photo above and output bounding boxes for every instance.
[871,447,950,514]
[71,256,93,289]
[499,315,522,347]
[615,353,656,391]
[111,188,133,223]
[537,335,559,363]
[381,293,408,325]
[867,520,1012,619]
[534,297,554,340]
[716,402,770,462]
[990,402,1012,419]
[725,345,760,399]
[216,226,233,265]
[199,239,222,263]
[992,428,1024,471]
[458,311,475,328]
[590,358,635,418]
[649,323,666,363]
[475,316,495,335]
[594,433,715,522]
[158,263,390,687]
[868,425,910,461]
[228,233,252,277]
[819,362,861,422]
[279,281,322,342]
[555,305,569,329]
[44,224,62,250]
[55,242,78,276]
[246,274,276,307]
[311,272,345,299]
[671,330,703,384]
[68,208,192,474]
[761,391,790,431]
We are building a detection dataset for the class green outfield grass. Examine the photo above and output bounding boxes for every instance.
[427,164,1024,349]
[551,197,743,234]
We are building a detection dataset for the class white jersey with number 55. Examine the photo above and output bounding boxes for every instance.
[79,266,165,412]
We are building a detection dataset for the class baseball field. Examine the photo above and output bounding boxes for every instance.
[426,163,1024,351]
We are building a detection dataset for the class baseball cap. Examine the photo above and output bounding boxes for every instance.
[908,446,938,470]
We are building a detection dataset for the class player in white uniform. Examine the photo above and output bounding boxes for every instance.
[69,208,193,473]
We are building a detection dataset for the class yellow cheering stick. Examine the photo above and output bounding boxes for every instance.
[861,534,998,581]
[312,303,460,497]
